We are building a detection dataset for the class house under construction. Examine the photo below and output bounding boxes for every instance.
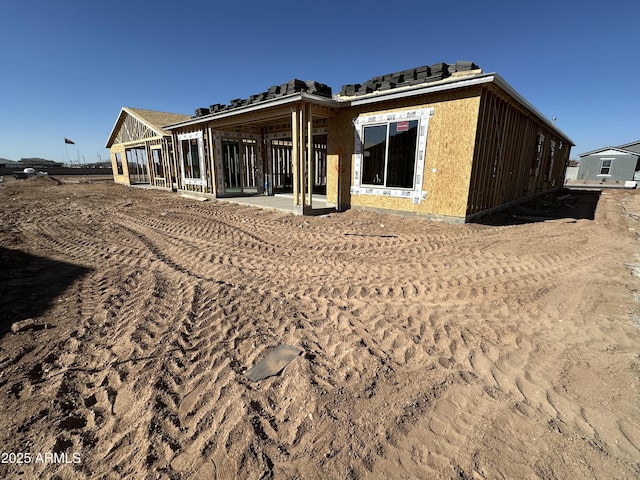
[106,61,573,222]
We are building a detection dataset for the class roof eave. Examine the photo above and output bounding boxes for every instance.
[578,146,638,157]
[123,107,171,137]
[344,73,574,146]
[343,73,496,105]
[105,107,176,148]
[164,92,342,130]
[105,107,127,148]
[491,74,575,146]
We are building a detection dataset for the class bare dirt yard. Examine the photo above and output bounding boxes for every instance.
[1,176,639,479]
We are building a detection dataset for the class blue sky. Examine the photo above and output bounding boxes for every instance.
[0,0,638,163]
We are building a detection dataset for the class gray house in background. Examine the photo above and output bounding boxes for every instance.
[577,141,640,183]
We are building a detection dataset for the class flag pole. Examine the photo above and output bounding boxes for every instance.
[64,138,76,166]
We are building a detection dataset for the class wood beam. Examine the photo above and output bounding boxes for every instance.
[307,102,313,208]
[299,103,305,207]
[292,106,299,206]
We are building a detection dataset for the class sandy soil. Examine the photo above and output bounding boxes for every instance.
[0,176,639,479]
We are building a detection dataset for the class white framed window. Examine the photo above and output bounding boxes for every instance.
[361,120,419,188]
[599,158,612,176]
[178,131,206,186]
[352,108,433,203]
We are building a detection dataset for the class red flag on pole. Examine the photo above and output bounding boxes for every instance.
[64,138,75,144]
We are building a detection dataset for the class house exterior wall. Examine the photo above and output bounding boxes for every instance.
[328,87,482,221]
[170,127,216,195]
[109,143,130,186]
[109,137,174,188]
[466,85,571,218]
[326,110,354,211]
[578,153,639,182]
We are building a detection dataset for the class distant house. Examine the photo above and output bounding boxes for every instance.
[19,158,63,168]
[107,62,574,222]
[0,158,18,169]
[105,107,191,188]
[577,141,640,183]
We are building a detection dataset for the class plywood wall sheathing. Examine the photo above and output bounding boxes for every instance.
[326,108,355,208]
[334,88,481,219]
[418,92,480,218]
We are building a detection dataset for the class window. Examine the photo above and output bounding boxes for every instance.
[181,138,201,178]
[151,148,163,177]
[599,159,612,175]
[352,107,432,203]
[362,120,418,188]
[125,147,149,183]
[114,152,123,175]
[178,132,205,186]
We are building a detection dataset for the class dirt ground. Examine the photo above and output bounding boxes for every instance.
[0,176,639,479]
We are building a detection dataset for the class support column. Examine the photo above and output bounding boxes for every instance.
[207,126,215,195]
[291,105,300,208]
[299,103,305,209]
[306,102,313,209]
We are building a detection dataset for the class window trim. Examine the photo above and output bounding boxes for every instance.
[598,158,613,176]
[178,131,206,186]
[361,119,419,188]
[352,108,433,204]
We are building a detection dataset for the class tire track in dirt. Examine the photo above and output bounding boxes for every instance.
[2,182,639,479]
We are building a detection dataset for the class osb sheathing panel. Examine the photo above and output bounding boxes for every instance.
[330,88,481,217]
[327,111,355,207]
[109,143,130,186]
[326,154,338,202]
[419,93,480,217]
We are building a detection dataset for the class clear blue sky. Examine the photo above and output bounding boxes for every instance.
[0,0,638,163]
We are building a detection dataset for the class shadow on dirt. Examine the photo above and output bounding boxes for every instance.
[0,247,92,336]
[472,189,601,226]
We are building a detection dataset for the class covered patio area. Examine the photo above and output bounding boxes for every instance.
[203,192,335,215]
[165,80,340,215]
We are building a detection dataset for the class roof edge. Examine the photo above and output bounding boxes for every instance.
[578,146,639,157]
[164,92,343,130]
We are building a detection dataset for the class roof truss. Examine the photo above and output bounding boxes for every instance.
[114,112,161,144]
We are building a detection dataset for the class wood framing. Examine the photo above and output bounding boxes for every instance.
[107,63,573,221]
[105,108,190,188]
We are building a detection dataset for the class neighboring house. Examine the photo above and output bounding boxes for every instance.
[20,158,63,168]
[0,158,18,169]
[565,165,579,181]
[577,142,640,183]
[107,61,574,222]
[105,108,191,188]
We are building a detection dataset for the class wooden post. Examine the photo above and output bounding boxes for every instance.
[207,126,215,195]
[292,106,299,206]
[299,103,305,208]
[306,102,313,209]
